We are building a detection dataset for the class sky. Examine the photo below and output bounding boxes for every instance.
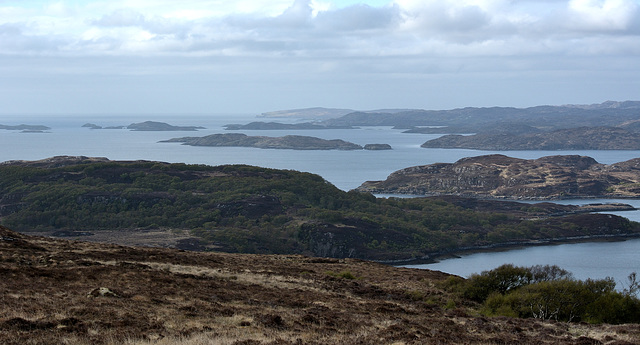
[0,0,639,114]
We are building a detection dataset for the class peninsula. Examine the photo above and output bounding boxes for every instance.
[161,133,363,150]
[357,154,640,199]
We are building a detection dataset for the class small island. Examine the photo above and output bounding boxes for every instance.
[82,121,204,131]
[364,144,392,150]
[82,123,126,130]
[128,121,205,131]
[1,124,50,132]
[357,154,640,199]
[161,133,364,150]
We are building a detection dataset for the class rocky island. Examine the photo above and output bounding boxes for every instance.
[422,126,640,150]
[357,154,640,199]
[1,124,50,132]
[82,121,204,131]
[161,133,364,150]
[128,121,205,131]
[364,143,392,150]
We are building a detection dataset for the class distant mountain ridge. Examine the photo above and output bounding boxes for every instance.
[320,101,640,130]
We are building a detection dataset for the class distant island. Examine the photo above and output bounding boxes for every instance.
[82,121,204,131]
[422,126,640,150]
[357,154,640,199]
[259,107,417,120]
[259,107,356,120]
[320,101,640,130]
[224,121,354,130]
[82,123,125,130]
[161,133,364,150]
[0,124,50,132]
[364,144,392,150]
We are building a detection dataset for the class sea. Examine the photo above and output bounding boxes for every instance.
[1,113,639,287]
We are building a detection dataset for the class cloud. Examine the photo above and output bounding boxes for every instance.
[0,0,638,114]
[315,3,401,31]
[566,0,640,31]
[0,0,638,58]
[93,9,146,27]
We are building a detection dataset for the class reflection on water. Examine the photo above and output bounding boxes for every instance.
[403,238,640,289]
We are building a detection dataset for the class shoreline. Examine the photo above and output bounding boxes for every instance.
[383,233,640,266]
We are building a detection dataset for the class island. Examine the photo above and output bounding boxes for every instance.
[161,133,363,150]
[421,126,640,150]
[0,124,50,131]
[128,121,205,131]
[357,154,640,199]
[364,144,392,150]
[82,121,204,131]
[82,123,126,129]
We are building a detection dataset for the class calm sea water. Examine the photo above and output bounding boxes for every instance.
[1,113,639,284]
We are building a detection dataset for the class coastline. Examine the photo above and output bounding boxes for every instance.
[384,232,640,266]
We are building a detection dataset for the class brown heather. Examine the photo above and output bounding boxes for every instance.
[1,226,638,345]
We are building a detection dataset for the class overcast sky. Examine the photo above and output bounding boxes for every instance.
[1,0,639,115]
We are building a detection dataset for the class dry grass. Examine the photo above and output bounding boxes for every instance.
[1,226,638,345]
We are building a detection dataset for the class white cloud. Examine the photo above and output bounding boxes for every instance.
[0,0,638,113]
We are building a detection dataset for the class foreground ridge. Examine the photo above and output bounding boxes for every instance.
[1,226,638,345]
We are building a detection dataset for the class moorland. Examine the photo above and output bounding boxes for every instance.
[1,225,639,345]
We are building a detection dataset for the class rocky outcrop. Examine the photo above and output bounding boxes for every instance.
[162,133,364,150]
[357,154,640,199]
[421,127,640,150]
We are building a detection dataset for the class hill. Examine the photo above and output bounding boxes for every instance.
[322,101,640,131]
[1,156,639,263]
[421,127,640,150]
[357,154,640,199]
[1,226,638,345]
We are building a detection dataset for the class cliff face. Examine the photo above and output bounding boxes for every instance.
[357,154,640,199]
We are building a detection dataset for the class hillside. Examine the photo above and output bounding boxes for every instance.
[357,154,640,199]
[1,156,639,263]
[422,127,640,150]
[1,226,638,345]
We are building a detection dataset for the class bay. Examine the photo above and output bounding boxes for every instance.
[403,238,640,289]
[1,113,640,283]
